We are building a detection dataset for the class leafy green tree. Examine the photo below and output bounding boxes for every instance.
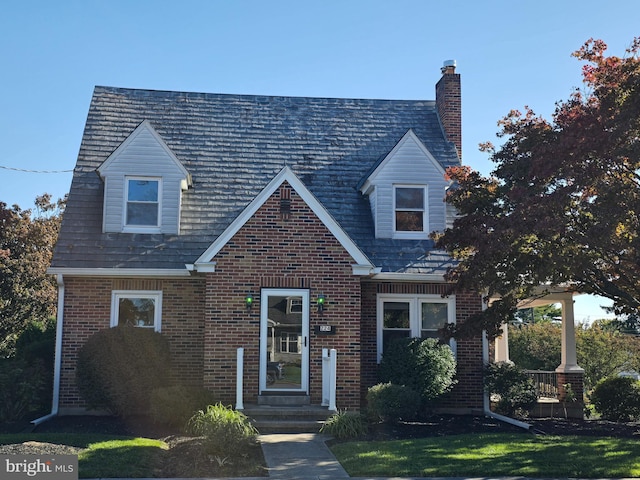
[434,38,640,339]
[577,323,638,389]
[0,194,64,356]
[509,322,639,390]
[508,322,561,371]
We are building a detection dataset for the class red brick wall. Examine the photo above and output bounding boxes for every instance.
[360,282,484,413]
[59,276,205,411]
[203,183,362,409]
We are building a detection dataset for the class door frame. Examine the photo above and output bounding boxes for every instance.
[259,288,310,393]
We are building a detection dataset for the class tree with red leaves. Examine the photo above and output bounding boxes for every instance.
[0,194,65,355]
[434,38,640,339]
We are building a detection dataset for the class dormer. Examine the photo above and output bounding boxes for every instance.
[97,120,191,234]
[359,130,449,239]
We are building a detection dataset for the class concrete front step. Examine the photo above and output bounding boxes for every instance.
[242,404,334,434]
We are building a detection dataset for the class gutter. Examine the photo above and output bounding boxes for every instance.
[32,274,64,426]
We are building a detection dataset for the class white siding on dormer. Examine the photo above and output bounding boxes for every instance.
[363,131,448,239]
[98,121,190,234]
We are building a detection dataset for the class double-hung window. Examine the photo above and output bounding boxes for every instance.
[377,294,455,362]
[280,333,300,354]
[111,291,162,332]
[394,185,427,238]
[125,177,161,230]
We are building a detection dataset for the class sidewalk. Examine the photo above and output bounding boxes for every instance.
[259,432,349,479]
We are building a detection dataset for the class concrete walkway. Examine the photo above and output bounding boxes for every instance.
[259,433,349,479]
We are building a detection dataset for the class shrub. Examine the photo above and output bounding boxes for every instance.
[13,319,56,413]
[186,403,258,455]
[76,326,172,417]
[379,337,457,403]
[366,382,421,423]
[150,385,219,429]
[319,410,368,439]
[590,376,640,422]
[484,361,537,417]
[0,358,46,422]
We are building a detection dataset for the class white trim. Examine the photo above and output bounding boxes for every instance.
[194,166,373,270]
[376,293,456,362]
[371,272,447,282]
[393,184,428,239]
[110,290,163,332]
[47,267,191,277]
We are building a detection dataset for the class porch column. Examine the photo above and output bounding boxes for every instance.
[556,294,582,372]
[555,293,584,414]
[494,322,510,362]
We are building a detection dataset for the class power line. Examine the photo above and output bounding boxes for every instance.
[0,165,73,174]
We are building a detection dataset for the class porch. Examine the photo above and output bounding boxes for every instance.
[493,288,585,419]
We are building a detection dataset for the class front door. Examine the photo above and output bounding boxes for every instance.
[260,289,309,393]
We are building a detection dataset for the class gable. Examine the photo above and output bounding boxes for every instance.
[97,121,191,234]
[359,130,450,239]
[191,167,376,275]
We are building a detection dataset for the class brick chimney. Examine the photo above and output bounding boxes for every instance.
[436,59,461,159]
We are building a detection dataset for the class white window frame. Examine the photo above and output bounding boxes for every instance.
[280,332,301,354]
[377,294,456,362]
[393,185,428,239]
[110,290,163,332]
[123,176,162,233]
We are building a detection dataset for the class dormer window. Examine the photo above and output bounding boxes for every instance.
[394,185,427,238]
[125,177,161,230]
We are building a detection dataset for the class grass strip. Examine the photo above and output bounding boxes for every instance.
[330,433,640,478]
[0,433,167,478]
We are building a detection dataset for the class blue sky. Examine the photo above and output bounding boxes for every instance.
[2,0,637,321]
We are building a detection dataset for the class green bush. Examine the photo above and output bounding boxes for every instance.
[590,376,640,422]
[150,385,219,429]
[76,326,172,417]
[13,319,56,413]
[0,358,46,422]
[319,410,368,439]
[186,403,258,455]
[379,337,457,403]
[484,361,537,417]
[366,382,421,423]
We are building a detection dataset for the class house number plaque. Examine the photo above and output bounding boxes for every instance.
[315,325,336,335]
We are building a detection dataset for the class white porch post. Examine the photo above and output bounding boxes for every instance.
[556,294,583,373]
[236,347,244,410]
[494,322,510,362]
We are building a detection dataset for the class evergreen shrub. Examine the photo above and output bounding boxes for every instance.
[379,337,457,403]
[76,326,172,417]
[366,382,420,422]
[590,376,640,422]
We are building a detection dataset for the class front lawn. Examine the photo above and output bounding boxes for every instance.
[330,432,640,478]
[0,432,266,478]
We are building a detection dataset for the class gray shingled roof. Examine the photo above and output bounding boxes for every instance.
[51,86,459,274]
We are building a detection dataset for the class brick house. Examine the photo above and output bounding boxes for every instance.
[48,61,487,416]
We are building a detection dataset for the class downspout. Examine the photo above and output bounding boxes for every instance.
[481,303,531,430]
[32,274,64,426]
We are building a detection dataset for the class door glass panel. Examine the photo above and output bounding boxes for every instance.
[265,295,303,390]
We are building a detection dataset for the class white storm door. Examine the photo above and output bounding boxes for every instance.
[260,289,309,393]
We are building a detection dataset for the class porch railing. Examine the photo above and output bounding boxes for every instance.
[525,369,558,399]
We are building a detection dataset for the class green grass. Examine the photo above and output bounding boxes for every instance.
[330,433,640,478]
[0,433,167,478]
